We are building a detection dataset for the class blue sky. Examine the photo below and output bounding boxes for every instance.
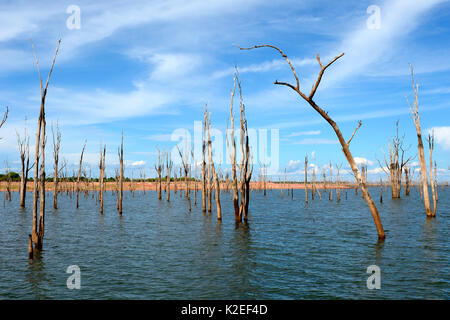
[0,0,449,181]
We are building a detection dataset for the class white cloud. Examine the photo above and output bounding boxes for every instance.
[427,126,450,150]
[285,130,321,137]
[354,157,374,166]
[294,138,338,145]
[286,159,303,172]
[213,57,316,79]
[129,160,146,167]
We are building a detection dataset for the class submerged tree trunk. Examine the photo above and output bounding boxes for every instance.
[76,141,87,209]
[52,123,61,209]
[227,75,240,221]
[118,133,124,215]
[304,155,308,204]
[428,133,437,217]
[166,153,172,202]
[206,108,221,220]
[17,127,31,208]
[30,39,61,255]
[407,65,432,217]
[99,144,106,214]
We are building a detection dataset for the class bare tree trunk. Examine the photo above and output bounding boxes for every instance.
[428,133,437,217]
[76,141,86,209]
[17,126,31,208]
[155,149,163,200]
[52,123,61,209]
[118,133,124,215]
[407,65,432,217]
[166,153,172,202]
[30,39,61,254]
[304,156,308,204]
[312,167,316,201]
[336,163,342,203]
[227,75,240,221]
[99,144,106,214]
[380,178,383,203]
[240,45,385,239]
[202,120,207,212]
[206,108,222,220]
[404,167,410,196]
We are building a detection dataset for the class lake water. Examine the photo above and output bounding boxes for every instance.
[0,186,449,299]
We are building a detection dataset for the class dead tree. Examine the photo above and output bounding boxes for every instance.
[177,145,192,211]
[17,125,33,208]
[380,178,383,203]
[155,149,163,200]
[378,121,412,199]
[304,155,308,203]
[237,75,253,221]
[30,39,61,257]
[201,118,207,212]
[227,74,240,221]
[4,161,12,201]
[329,162,333,201]
[51,123,64,209]
[206,108,222,220]
[140,169,146,195]
[76,140,87,209]
[336,163,342,203]
[407,65,432,217]
[312,167,316,200]
[427,132,437,216]
[118,132,124,215]
[166,152,173,202]
[240,44,385,239]
[99,144,106,214]
[404,166,411,196]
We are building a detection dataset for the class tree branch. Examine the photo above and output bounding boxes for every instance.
[309,53,344,100]
[347,120,362,145]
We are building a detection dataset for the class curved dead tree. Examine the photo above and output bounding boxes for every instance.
[239,44,385,239]
[29,39,61,258]
[407,65,433,217]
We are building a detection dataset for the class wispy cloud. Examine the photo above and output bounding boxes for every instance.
[294,138,338,145]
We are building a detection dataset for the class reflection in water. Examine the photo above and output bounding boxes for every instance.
[0,187,449,299]
[26,253,49,299]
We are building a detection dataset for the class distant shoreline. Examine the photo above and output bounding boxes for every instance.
[0,181,357,192]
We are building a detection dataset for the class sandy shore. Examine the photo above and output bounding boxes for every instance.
[0,181,356,192]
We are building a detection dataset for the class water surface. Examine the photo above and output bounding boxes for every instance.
[0,187,448,299]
